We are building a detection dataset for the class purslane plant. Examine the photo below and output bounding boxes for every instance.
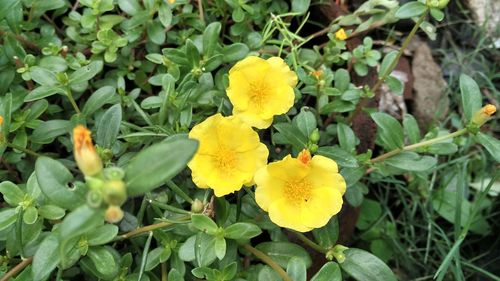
[0,0,498,281]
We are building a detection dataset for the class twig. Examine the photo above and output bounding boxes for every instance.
[0,257,33,281]
[0,31,40,52]
[197,0,204,22]
[242,244,292,281]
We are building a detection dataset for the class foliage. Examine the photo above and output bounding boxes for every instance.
[0,0,498,280]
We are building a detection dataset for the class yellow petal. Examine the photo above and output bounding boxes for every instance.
[233,108,274,129]
[227,70,252,111]
[188,113,221,155]
[268,198,312,232]
[307,155,346,194]
[300,187,343,228]
[255,167,286,211]
[267,155,308,181]
[266,57,298,87]
[216,116,260,152]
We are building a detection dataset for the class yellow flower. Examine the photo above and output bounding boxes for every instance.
[167,0,175,4]
[188,113,269,197]
[227,56,298,129]
[255,149,346,232]
[73,125,103,177]
[335,28,348,41]
[471,104,496,126]
[0,115,3,126]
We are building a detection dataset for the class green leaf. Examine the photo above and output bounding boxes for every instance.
[340,248,397,281]
[147,20,166,45]
[385,76,404,95]
[125,136,198,196]
[334,69,350,92]
[258,266,281,280]
[384,151,437,172]
[168,268,184,281]
[96,104,122,148]
[337,123,357,152]
[371,112,404,150]
[30,66,58,86]
[291,0,310,15]
[476,132,500,162]
[203,22,221,57]
[145,247,164,271]
[224,222,262,240]
[69,61,103,84]
[32,234,60,281]
[214,236,226,260]
[459,74,482,123]
[430,7,444,21]
[274,123,308,150]
[87,246,118,276]
[82,86,119,116]
[312,217,339,249]
[256,242,312,268]
[0,208,17,231]
[158,4,172,28]
[0,181,25,206]
[87,224,119,246]
[317,146,359,168]
[311,262,342,281]
[222,43,249,62]
[38,205,66,220]
[402,114,420,144]
[179,235,196,262]
[294,107,317,138]
[23,206,38,224]
[433,191,491,235]
[24,85,66,102]
[0,0,19,21]
[378,50,398,78]
[427,142,458,155]
[195,233,217,267]
[118,0,142,15]
[395,1,427,19]
[287,257,307,281]
[35,157,87,210]
[191,214,218,235]
[60,205,105,242]
[31,120,71,144]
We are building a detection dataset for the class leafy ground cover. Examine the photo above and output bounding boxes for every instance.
[0,0,498,280]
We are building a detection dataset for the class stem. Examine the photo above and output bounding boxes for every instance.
[137,231,154,281]
[290,231,327,254]
[371,128,468,163]
[116,216,190,240]
[5,142,42,157]
[371,9,428,93]
[242,244,292,281]
[66,90,81,114]
[166,180,194,204]
[149,200,191,215]
[197,0,204,22]
[0,257,33,281]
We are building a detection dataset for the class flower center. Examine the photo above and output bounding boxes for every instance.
[249,82,269,108]
[284,178,312,205]
[213,147,236,171]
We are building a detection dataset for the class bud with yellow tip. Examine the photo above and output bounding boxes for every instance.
[335,28,348,41]
[0,115,3,126]
[105,205,124,223]
[471,104,496,127]
[73,125,103,177]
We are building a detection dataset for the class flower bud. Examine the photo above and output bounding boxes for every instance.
[0,115,3,126]
[326,244,348,263]
[87,190,103,208]
[105,205,124,223]
[335,28,348,41]
[103,180,127,206]
[309,129,320,143]
[427,0,449,9]
[191,199,204,213]
[298,149,312,165]
[471,104,496,127]
[73,125,103,177]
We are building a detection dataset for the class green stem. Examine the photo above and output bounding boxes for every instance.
[137,231,153,281]
[5,142,41,157]
[371,9,429,93]
[166,180,194,204]
[116,216,190,240]
[149,200,191,215]
[371,128,468,163]
[66,90,81,114]
[291,231,327,254]
[242,244,292,281]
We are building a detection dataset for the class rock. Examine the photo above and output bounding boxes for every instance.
[411,41,450,129]
[468,0,500,41]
